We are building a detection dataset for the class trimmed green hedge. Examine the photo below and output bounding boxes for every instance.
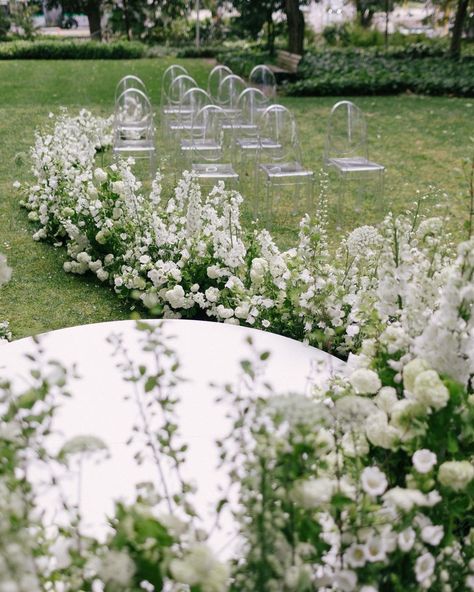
[0,40,146,59]
[286,49,474,97]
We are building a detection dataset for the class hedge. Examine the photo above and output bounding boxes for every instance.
[286,49,474,97]
[216,50,271,78]
[0,40,146,59]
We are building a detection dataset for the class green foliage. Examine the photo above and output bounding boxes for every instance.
[0,40,146,59]
[286,49,474,97]
[216,49,271,77]
[0,9,11,41]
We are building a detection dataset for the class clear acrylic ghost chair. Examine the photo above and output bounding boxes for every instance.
[160,64,188,113]
[257,104,314,227]
[249,65,277,99]
[216,74,247,121]
[182,105,239,186]
[170,87,211,162]
[115,75,147,104]
[207,64,233,101]
[162,74,197,144]
[113,88,156,176]
[324,100,384,202]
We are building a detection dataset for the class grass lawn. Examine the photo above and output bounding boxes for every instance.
[0,58,472,339]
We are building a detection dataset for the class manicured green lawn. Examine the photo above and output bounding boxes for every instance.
[0,58,472,338]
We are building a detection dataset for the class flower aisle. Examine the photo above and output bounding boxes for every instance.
[0,109,472,591]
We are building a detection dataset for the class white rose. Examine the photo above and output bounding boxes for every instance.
[216,305,234,319]
[235,303,250,320]
[76,251,91,264]
[205,287,219,303]
[165,285,186,309]
[361,466,388,497]
[412,449,437,474]
[207,265,221,279]
[438,461,474,491]
[403,358,431,392]
[413,370,450,410]
[94,167,107,183]
[349,369,382,395]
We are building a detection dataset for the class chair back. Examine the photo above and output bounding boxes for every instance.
[161,64,188,104]
[238,87,271,128]
[190,105,227,163]
[324,100,368,164]
[179,87,211,119]
[207,64,233,100]
[115,75,147,104]
[166,74,198,109]
[249,65,277,99]
[260,104,301,163]
[114,88,154,137]
[216,74,247,110]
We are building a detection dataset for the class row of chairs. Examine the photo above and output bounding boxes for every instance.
[112,65,384,224]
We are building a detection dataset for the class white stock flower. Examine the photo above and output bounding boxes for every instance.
[438,461,474,491]
[349,368,382,395]
[334,569,358,592]
[415,552,435,584]
[361,467,388,497]
[169,544,229,592]
[413,449,437,474]
[249,257,268,284]
[291,478,336,508]
[94,167,107,183]
[97,550,135,586]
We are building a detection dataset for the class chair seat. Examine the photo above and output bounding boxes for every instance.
[260,162,313,178]
[222,122,258,132]
[163,106,193,115]
[237,138,281,150]
[180,139,222,152]
[113,139,156,153]
[192,163,239,179]
[328,157,384,173]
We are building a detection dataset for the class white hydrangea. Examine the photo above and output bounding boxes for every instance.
[349,369,382,395]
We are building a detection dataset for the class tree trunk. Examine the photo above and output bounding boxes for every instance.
[450,0,469,59]
[355,0,374,27]
[284,0,304,54]
[86,1,101,41]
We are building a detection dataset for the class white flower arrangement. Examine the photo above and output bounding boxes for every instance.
[18,110,455,359]
[3,109,474,591]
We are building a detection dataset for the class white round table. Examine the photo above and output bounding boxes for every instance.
[1,319,344,556]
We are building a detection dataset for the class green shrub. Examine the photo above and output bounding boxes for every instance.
[287,49,474,97]
[216,50,271,78]
[0,40,146,59]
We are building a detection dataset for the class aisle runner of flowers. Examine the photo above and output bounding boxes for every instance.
[0,108,472,590]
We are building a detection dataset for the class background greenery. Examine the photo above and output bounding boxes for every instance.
[0,58,472,338]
